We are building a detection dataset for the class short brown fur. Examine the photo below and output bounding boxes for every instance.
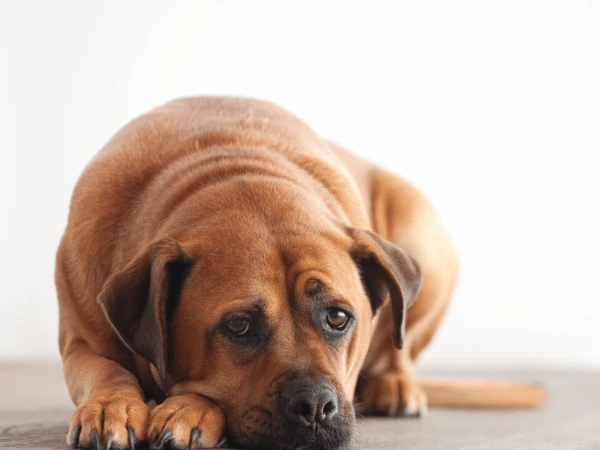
[56,97,545,450]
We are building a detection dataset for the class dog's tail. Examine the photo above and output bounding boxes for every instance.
[419,378,547,409]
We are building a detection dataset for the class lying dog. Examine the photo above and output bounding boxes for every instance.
[55,97,545,450]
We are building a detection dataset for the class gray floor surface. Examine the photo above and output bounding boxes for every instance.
[0,363,598,449]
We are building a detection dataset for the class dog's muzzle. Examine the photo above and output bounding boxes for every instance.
[273,377,353,450]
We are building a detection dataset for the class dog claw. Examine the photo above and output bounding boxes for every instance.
[149,430,158,446]
[189,428,200,449]
[151,429,173,449]
[103,432,113,450]
[127,426,136,449]
[90,429,101,450]
[387,404,396,417]
[70,426,81,448]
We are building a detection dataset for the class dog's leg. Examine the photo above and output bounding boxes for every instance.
[62,342,149,449]
[358,168,459,417]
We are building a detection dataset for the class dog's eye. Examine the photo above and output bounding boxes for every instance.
[326,308,350,330]
[225,316,251,336]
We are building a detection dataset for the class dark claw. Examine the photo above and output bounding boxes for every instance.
[151,429,173,450]
[189,428,200,449]
[127,426,136,450]
[148,430,158,446]
[70,426,82,448]
[387,404,396,417]
[103,432,113,450]
[91,429,101,450]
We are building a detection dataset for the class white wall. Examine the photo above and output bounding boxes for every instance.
[1,0,599,368]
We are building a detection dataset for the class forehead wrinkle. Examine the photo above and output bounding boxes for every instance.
[184,203,288,286]
[282,238,358,294]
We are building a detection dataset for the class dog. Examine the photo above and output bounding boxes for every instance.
[55,97,545,450]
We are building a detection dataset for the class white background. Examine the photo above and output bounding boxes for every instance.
[1,0,599,368]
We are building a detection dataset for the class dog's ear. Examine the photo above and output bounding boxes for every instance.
[97,237,193,383]
[349,228,423,349]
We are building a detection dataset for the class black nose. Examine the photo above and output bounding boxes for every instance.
[283,381,339,427]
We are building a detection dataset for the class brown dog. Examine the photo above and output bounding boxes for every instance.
[55,97,545,450]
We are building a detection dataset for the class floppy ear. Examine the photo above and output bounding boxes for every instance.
[349,228,423,349]
[97,237,193,383]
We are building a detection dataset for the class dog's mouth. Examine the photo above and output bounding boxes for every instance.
[226,399,355,450]
[227,426,354,450]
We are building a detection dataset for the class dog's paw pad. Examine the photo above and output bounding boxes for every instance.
[357,372,427,418]
[67,395,149,449]
[147,393,226,449]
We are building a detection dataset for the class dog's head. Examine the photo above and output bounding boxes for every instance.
[98,180,422,449]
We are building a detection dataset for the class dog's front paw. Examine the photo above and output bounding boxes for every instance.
[67,394,149,449]
[148,393,226,449]
[357,371,427,417]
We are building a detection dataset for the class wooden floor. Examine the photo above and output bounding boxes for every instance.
[0,363,598,449]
